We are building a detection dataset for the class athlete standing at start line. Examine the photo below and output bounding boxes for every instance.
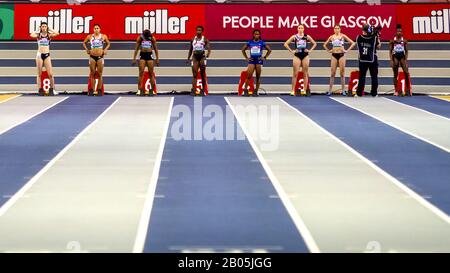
[187,25,211,96]
[389,24,411,96]
[284,24,317,96]
[241,29,272,97]
[83,24,110,96]
[31,22,59,96]
[132,29,159,96]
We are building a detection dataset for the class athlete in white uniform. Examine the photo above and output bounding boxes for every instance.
[30,22,59,96]
[187,26,211,96]
[83,24,111,96]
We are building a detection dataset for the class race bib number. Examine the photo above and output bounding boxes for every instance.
[297,40,307,49]
[394,44,404,53]
[250,46,261,55]
[142,41,152,49]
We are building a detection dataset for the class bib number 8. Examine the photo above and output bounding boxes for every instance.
[363,47,368,55]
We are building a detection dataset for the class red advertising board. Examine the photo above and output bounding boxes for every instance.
[396,4,450,40]
[205,4,397,41]
[13,3,450,41]
[14,4,205,40]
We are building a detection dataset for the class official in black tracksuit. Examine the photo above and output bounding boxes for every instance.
[356,24,381,97]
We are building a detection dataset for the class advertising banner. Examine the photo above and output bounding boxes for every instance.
[396,4,450,40]
[205,4,397,41]
[12,3,450,41]
[0,4,14,40]
[14,4,205,40]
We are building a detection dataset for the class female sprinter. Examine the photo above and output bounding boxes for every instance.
[284,24,317,96]
[389,24,411,96]
[241,29,272,97]
[187,25,211,96]
[83,24,110,96]
[30,22,59,96]
[132,29,159,96]
[323,25,355,96]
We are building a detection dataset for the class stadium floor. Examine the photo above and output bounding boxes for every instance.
[0,93,449,253]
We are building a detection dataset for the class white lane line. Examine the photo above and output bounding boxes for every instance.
[225,97,320,253]
[0,96,69,136]
[0,94,21,104]
[0,97,121,217]
[331,97,450,153]
[279,97,450,225]
[384,97,450,121]
[132,97,174,253]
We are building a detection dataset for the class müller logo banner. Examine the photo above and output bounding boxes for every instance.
[397,4,450,40]
[14,4,204,40]
[13,3,450,41]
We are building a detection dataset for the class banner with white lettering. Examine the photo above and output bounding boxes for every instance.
[205,4,397,40]
[13,3,450,41]
[14,4,205,40]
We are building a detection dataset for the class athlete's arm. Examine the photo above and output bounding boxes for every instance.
[263,43,272,60]
[48,27,60,38]
[152,36,160,66]
[132,36,141,65]
[205,38,211,58]
[404,40,408,60]
[283,35,295,53]
[83,35,91,55]
[343,34,355,52]
[241,44,249,61]
[103,35,111,55]
[323,36,332,52]
[376,37,381,50]
[186,39,193,64]
[30,31,39,39]
[307,35,317,52]
[388,40,394,60]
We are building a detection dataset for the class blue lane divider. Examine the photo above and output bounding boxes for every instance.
[144,96,308,253]
[0,96,118,207]
[283,96,450,215]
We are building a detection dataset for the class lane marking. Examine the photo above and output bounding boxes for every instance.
[279,97,450,225]
[225,97,320,253]
[0,96,69,136]
[385,97,449,121]
[132,97,174,253]
[0,94,21,104]
[0,97,121,218]
[332,97,450,153]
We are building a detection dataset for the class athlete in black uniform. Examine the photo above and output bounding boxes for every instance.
[284,24,317,96]
[187,26,211,96]
[132,29,159,96]
[389,24,410,96]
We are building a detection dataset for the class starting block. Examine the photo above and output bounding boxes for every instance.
[39,70,52,96]
[293,71,311,96]
[395,72,412,96]
[87,71,104,96]
[139,71,158,96]
[348,70,363,96]
[238,71,255,96]
[194,71,208,96]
